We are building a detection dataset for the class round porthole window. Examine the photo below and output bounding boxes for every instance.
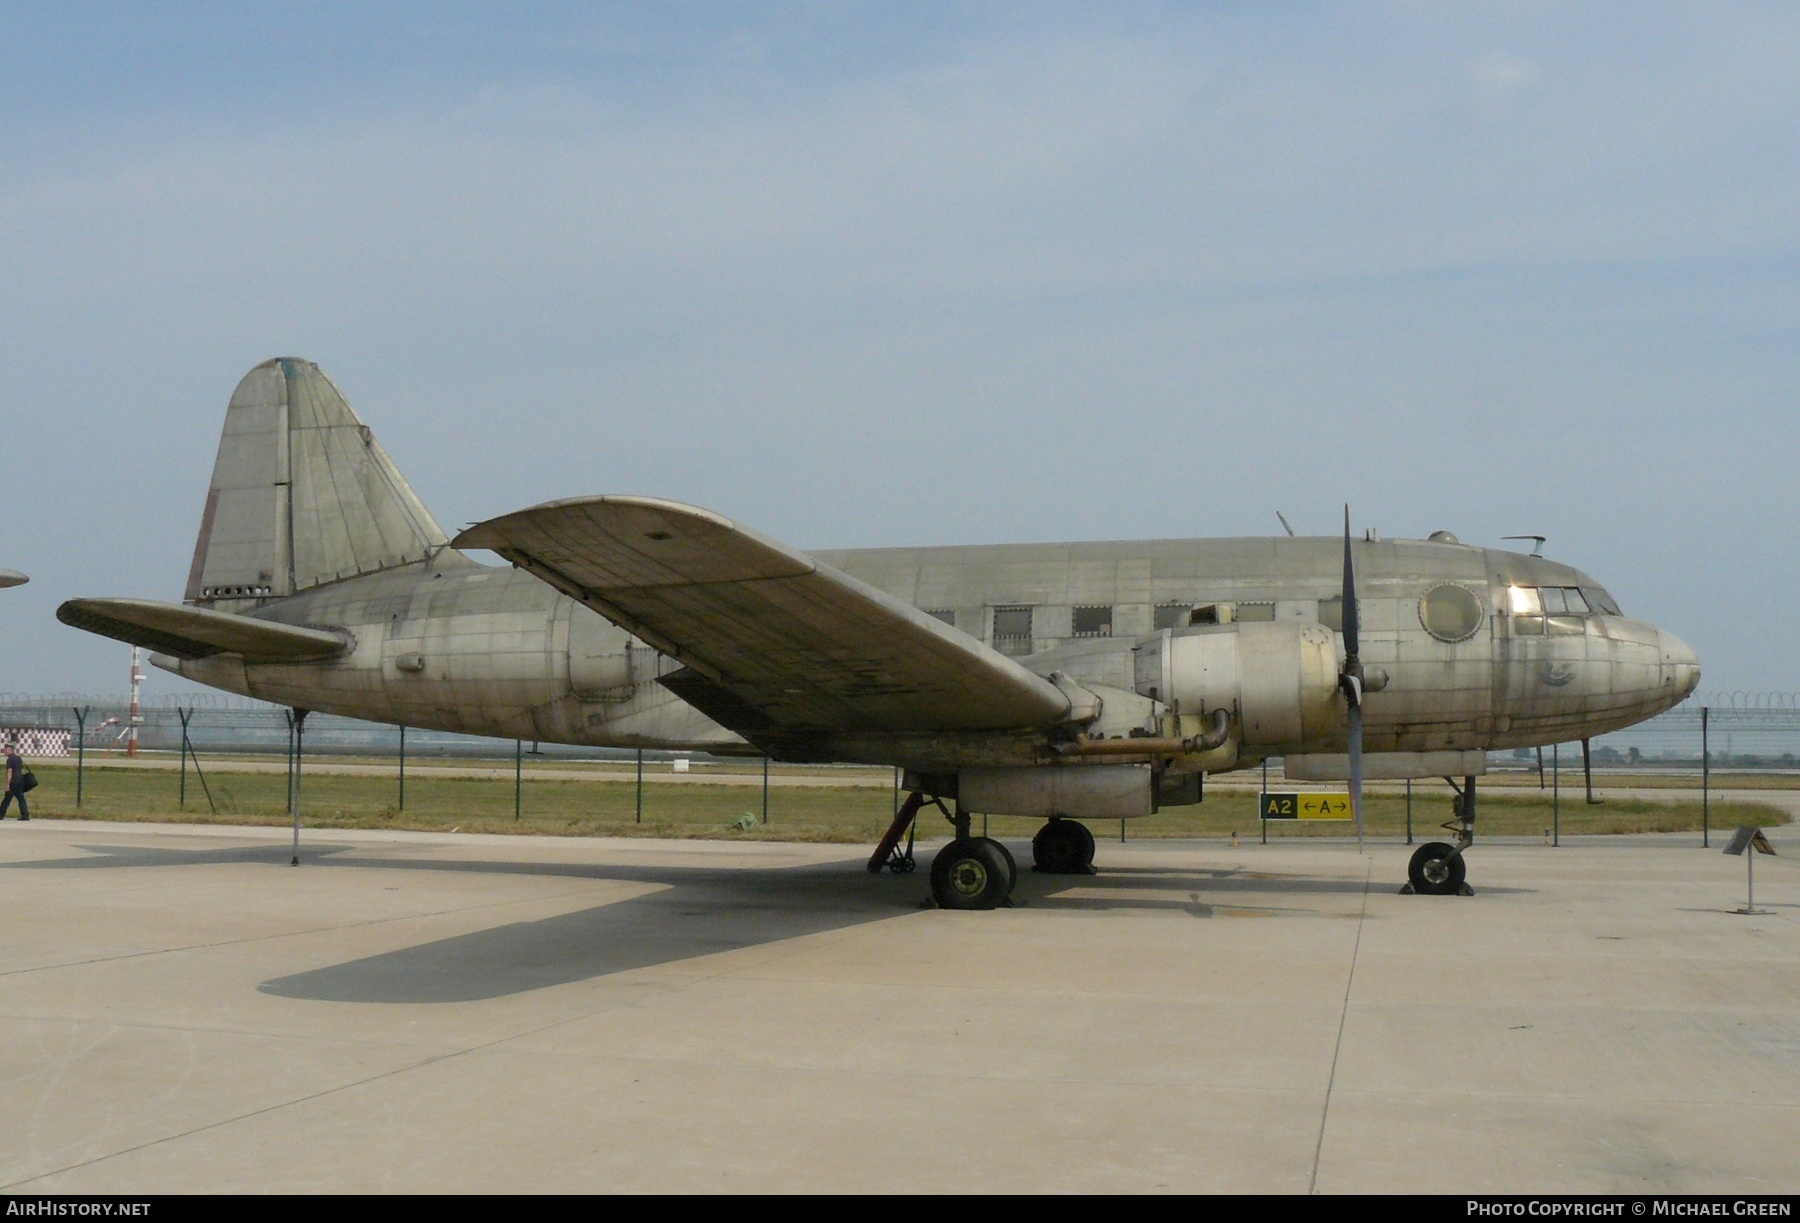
[1419,584,1484,642]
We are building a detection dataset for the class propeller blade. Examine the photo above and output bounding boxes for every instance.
[1342,505,1364,852]
[1341,505,1359,663]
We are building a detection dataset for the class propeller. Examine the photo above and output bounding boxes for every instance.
[1340,507,1364,850]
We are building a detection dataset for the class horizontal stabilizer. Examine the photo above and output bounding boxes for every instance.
[455,496,1071,737]
[58,598,348,662]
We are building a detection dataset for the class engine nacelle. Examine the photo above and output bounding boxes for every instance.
[1132,622,1339,749]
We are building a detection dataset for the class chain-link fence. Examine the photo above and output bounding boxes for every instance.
[5,692,1798,770]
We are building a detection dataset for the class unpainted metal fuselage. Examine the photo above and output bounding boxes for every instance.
[168,533,1700,772]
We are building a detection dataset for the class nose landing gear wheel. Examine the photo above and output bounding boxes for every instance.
[930,838,1015,909]
[1407,841,1467,896]
[1032,818,1097,874]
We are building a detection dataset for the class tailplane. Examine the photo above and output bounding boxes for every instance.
[185,358,452,606]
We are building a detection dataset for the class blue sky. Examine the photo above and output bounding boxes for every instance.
[1,2,1797,698]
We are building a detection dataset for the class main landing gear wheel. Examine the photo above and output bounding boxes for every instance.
[1031,818,1097,874]
[1407,842,1467,896]
[930,838,1015,910]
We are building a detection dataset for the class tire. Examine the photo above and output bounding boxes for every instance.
[1032,818,1095,874]
[930,839,1013,910]
[1408,842,1466,896]
[976,836,1017,889]
[1066,819,1096,869]
[1032,820,1079,873]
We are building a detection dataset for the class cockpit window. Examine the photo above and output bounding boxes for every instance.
[1581,586,1621,615]
[1500,584,1619,637]
[1507,586,1543,616]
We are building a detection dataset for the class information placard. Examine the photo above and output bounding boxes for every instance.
[1259,792,1353,820]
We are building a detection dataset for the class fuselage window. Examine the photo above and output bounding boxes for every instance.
[992,606,1034,654]
[1540,586,1568,615]
[924,608,956,626]
[1153,604,1190,631]
[1317,596,1344,631]
[1071,605,1113,637]
[1420,584,1485,642]
[1235,602,1276,623]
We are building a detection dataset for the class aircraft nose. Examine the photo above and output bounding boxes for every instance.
[1659,629,1701,702]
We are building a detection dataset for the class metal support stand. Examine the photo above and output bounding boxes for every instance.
[178,708,188,808]
[868,791,927,874]
[1743,846,1763,915]
[1701,706,1710,848]
[635,747,644,824]
[514,739,522,822]
[398,724,406,812]
[1582,737,1599,804]
[72,706,88,808]
[289,709,307,865]
[1536,745,1545,789]
[761,755,770,825]
[1405,778,1413,845]
[1261,758,1269,844]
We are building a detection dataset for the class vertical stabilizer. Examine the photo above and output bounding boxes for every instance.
[186,358,450,606]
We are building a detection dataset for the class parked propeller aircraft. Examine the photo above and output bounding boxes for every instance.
[60,359,1699,907]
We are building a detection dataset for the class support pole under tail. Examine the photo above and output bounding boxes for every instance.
[1583,737,1599,804]
[290,709,307,866]
[398,724,406,812]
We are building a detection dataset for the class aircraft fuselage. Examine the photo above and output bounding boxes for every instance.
[166,533,1699,773]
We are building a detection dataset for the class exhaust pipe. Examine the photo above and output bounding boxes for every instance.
[1057,707,1232,757]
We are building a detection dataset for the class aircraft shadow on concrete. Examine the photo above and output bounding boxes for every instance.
[2,839,1514,1001]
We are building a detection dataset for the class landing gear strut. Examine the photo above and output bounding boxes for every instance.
[1031,817,1096,875]
[1403,775,1477,896]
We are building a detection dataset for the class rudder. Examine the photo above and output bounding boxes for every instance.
[186,358,451,606]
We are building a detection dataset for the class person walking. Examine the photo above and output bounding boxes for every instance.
[1,742,28,820]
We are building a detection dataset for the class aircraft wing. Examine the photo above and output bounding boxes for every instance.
[455,496,1071,736]
[57,598,349,661]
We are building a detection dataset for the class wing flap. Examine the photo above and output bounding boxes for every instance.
[58,598,349,662]
[456,496,1070,735]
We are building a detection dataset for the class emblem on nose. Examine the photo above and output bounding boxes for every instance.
[1540,661,1577,687]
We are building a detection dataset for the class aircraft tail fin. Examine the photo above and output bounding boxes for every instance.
[185,358,454,606]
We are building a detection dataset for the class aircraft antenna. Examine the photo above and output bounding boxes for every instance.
[1276,511,1295,537]
[1502,534,1546,557]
